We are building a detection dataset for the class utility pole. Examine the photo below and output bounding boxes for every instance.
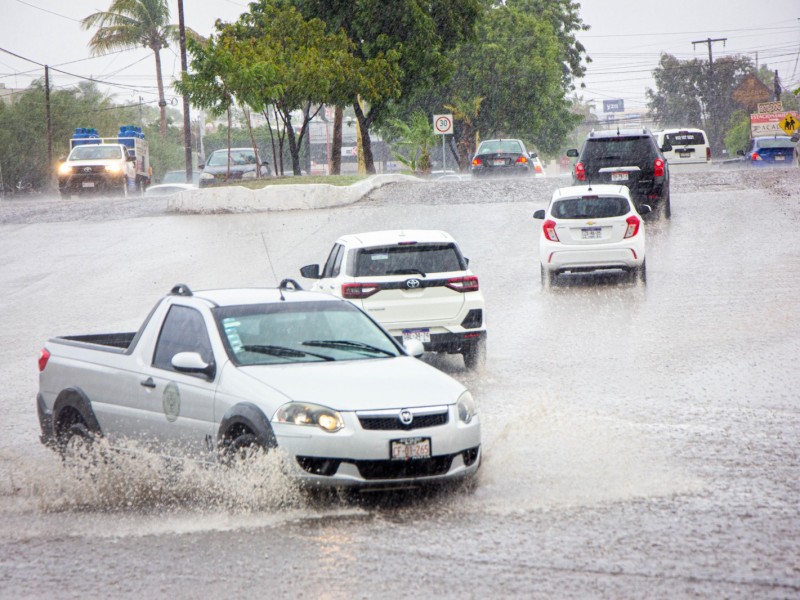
[177,0,193,184]
[45,65,53,190]
[692,37,727,156]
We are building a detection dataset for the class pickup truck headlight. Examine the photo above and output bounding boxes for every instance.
[457,391,477,424]
[58,163,72,175]
[274,402,344,432]
[105,163,123,174]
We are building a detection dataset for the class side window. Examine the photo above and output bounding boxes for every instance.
[322,244,344,278]
[152,305,213,373]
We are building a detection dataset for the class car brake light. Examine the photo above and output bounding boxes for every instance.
[706,147,711,161]
[751,152,762,161]
[534,164,543,174]
[445,276,479,292]
[472,157,482,166]
[516,156,529,164]
[543,219,560,242]
[342,283,381,299]
[575,161,586,181]
[654,158,665,177]
[38,348,50,372]
[624,215,641,238]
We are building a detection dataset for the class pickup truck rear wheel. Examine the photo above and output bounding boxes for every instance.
[57,417,95,462]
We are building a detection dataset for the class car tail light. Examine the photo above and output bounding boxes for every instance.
[516,156,529,164]
[706,147,711,161]
[543,219,559,242]
[654,158,665,177]
[534,164,543,174]
[574,161,586,181]
[624,215,641,238]
[751,152,762,161]
[38,348,50,372]
[445,276,479,292]
[472,157,482,166]
[342,283,381,299]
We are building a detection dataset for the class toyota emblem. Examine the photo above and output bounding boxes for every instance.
[406,278,421,289]
[399,410,413,425]
[83,167,92,173]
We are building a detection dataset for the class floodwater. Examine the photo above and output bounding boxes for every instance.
[0,167,798,598]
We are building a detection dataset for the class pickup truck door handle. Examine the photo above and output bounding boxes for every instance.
[140,377,156,389]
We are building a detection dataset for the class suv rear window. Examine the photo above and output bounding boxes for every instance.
[583,137,654,162]
[354,244,464,276]
[664,132,705,145]
[551,196,631,219]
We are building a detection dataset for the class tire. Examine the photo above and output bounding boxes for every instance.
[631,260,647,284]
[222,429,264,464]
[660,195,671,219]
[462,337,487,370]
[541,264,556,289]
[57,418,96,465]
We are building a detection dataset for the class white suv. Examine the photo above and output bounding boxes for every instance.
[300,230,487,369]
[654,128,710,166]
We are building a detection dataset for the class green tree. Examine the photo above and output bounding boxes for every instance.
[646,53,753,154]
[295,0,481,173]
[383,111,438,174]
[81,0,180,136]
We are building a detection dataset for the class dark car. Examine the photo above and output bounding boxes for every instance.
[738,136,796,167]
[199,147,270,187]
[566,129,671,218]
[471,139,537,177]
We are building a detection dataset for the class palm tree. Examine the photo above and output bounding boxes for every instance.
[81,0,178,136]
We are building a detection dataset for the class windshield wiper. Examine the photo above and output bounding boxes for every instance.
[387,268,427,277]
[302,340,396,357]
[241,344,334,361]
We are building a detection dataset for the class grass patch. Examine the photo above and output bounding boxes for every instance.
[234,174,369,189]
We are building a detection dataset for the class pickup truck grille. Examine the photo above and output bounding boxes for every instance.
[64,165,108,175]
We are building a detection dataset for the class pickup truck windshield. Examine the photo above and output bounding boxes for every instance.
[215,301,400,365]
[69,146,124,160]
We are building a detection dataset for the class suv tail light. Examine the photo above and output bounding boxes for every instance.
[575,161,586,181]
[472,157,482,166]
[706,147,711,161]
[543,220,560,242]
[342,283,381,299]
[624,215,641,238]
[38,348,50,372]
[445,276,479,292]
[751,152,762,161]
[653,158,665,177]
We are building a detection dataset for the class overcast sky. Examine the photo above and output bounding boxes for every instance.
[1,0,798,117]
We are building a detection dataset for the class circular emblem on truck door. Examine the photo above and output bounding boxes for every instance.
[406,279,421,289]
[162,382,181,422]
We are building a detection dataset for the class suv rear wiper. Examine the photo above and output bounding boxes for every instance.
[302,340,396,356]
[241,344,334,361]
[387,268,427,277]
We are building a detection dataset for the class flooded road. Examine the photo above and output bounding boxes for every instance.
[1,168,798,598]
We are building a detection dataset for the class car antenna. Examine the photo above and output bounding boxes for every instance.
[260,232,280,287]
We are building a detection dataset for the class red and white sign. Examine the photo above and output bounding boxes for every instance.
[433,114,453,135]
[750,112,799,137]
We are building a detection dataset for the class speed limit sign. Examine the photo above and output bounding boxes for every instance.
[433,114,453,135]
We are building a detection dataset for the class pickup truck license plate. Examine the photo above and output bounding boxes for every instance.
[391,437,431,460]
[402,328,430,343]
[610,172,628,182]
[82,182,95,188]
[581,227,602,239]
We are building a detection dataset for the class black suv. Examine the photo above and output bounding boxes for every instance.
[566,129,671,218]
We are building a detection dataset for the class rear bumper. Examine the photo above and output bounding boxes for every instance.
[391,330,487,353]
[542,246,644,273]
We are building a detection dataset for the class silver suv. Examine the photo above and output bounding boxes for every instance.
[300,230,487,369]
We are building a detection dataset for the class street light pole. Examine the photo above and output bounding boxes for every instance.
[177,0,193,183]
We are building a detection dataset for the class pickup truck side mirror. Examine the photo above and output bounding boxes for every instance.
[533,209,545,219]
[300,264,321,279]
[403,339,424,358]
[172,352,214,379]
[661,143,672,152]
[638,204,652,215]
[736,149,745,157]
[529,152,538,159]
[565,149,579,158]
[58,156,66,163]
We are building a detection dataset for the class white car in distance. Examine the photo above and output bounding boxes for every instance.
[300,230,487,369]
[533,185,649,287]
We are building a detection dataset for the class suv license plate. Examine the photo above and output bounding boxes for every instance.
[402,328,430,343]
[611,172,628,182]
[391,437,431,460]
[581,227,602,239]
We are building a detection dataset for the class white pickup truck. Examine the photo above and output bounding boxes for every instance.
[36,283,481,489]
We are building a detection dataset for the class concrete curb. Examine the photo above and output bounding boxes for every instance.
[166,173,421,214]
